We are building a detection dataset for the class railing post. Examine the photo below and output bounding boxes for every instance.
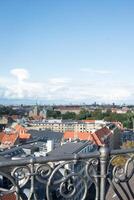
[28,157,38,200]
[99,145,110,200]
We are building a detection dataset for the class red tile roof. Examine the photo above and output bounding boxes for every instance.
[77,132,94,141]
[1,133,18,145]
[1,193,16,200]
[19,132,31,139]
[0,124,31,148]
[91,133,102,146]
[64,131,75,139]
[14,124,27,133]
[0,132,5,142]
[14,124,31,139]
[94,127,111,145]
[64,131,94,142]
[64,127,112,146]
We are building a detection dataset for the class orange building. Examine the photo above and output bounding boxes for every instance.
[64,127,111,146]
[0,124,31,148]
[14,124,31,140]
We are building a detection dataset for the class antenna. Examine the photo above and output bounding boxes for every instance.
[36,99,38,106]
[132,118,134,132]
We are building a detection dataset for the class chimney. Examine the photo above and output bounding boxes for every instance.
[46,140,54,152]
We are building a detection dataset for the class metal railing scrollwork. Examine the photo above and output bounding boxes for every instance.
[0,146,134,200]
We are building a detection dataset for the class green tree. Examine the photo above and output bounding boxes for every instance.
[62,112,76,120]
[91,109,104,120]
[77,109,91,120]
[46,110,61,119]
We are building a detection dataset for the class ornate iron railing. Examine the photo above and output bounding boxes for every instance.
[0,146,134,200]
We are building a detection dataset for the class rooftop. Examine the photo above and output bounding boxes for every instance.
[64,126,112,146]
[48,141,94,156]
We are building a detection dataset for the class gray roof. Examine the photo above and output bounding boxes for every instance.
[0,146,25,158]
[47,141,93,157]
[28,130,63,142]
[21,141,45,149]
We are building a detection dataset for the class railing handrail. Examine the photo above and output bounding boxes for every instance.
[0,151,100,167]
[0,147,134,168]
[111,147,134,155]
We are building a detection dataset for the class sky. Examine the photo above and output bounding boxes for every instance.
[0,0,134,105]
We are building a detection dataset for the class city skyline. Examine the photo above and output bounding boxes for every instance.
[0,0,134,104]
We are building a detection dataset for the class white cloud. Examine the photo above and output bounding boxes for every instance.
[48,78,70,84]
[94,70,112,75]
[10,68,29,81]
[5,81,44,99]
[0,68,44,99]
[98,88,131,102]
[47,78,71,93]
[0,68,133,103]
[80,68,112,75]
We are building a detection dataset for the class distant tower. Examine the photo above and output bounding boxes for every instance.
[39,108,47,119]
[29,110,33,118]
[33,105,38,116]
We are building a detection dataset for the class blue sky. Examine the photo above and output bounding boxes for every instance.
[0,0,134,104]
